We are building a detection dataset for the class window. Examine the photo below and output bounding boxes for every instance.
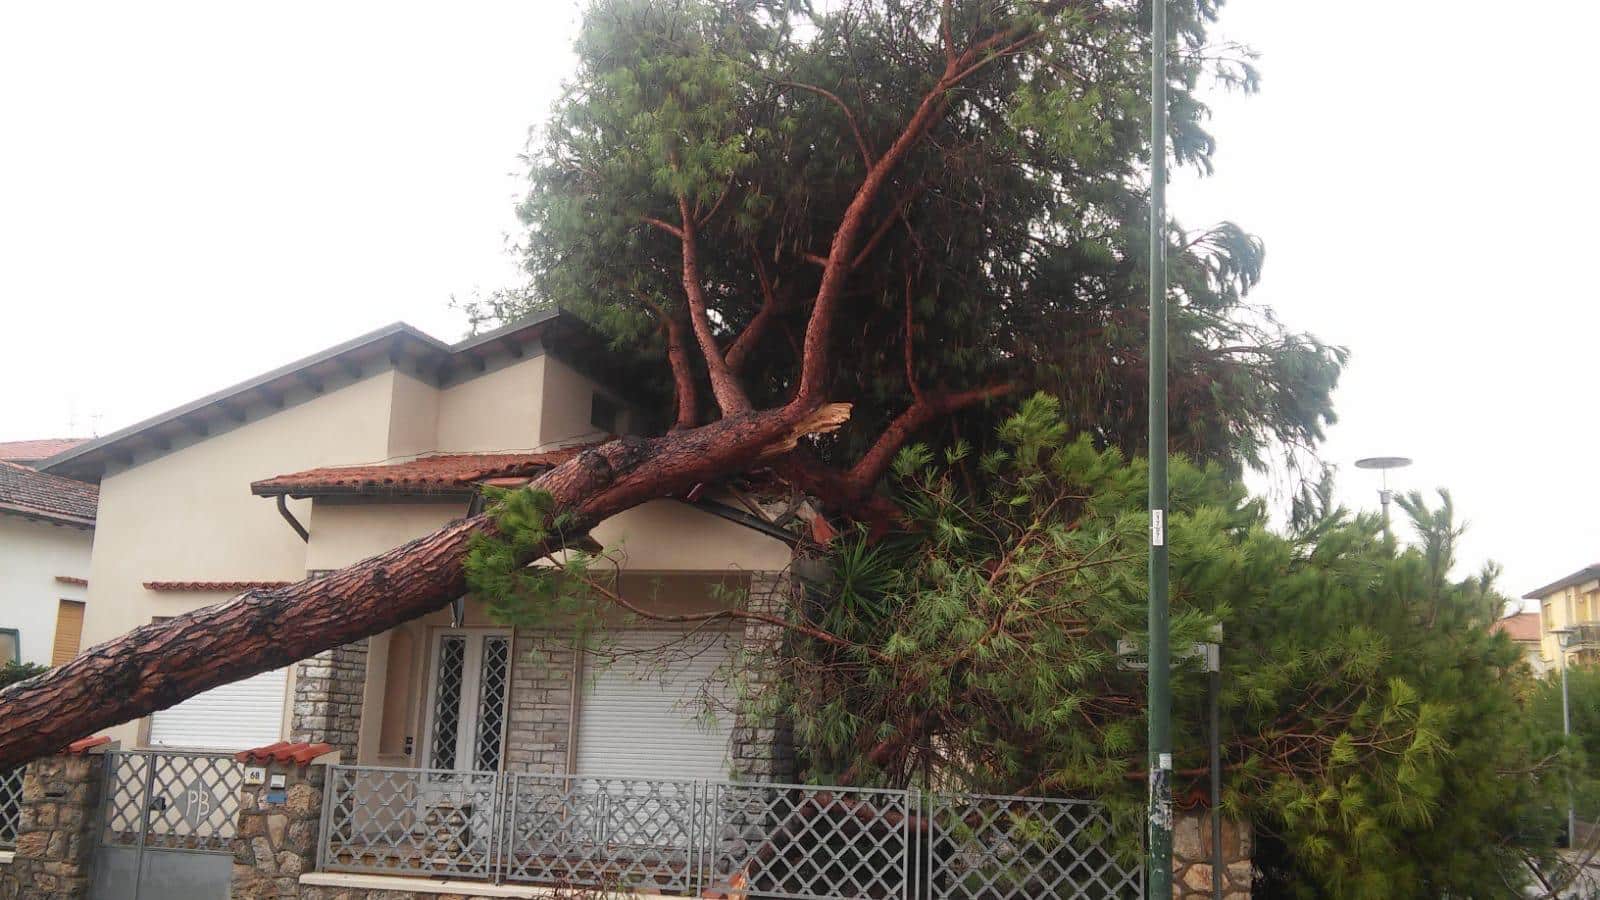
[52,600,85,666]
[0,629,17,664]
[590,392,621,433]
[145,615,286,750]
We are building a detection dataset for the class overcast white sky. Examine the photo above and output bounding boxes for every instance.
[2,2,1594,603]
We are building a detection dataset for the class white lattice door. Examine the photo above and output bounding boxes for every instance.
[418,630,510,873]
[424,629,512,773]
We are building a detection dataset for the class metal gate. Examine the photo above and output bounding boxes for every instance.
[90,750,244,900]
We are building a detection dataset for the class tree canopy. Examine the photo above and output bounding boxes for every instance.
[464,0,1344,484]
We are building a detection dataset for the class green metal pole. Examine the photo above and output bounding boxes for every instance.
[1146,0,1173,896]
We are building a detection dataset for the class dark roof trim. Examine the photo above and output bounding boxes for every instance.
[39,309,570,481]
[1523,564,1600,600]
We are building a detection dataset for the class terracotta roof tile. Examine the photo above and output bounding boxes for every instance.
[0,460,97,527]
[55,575,88,587]
[235,741,336,766]
[250,448,587,498]
[143,581,293,592]
[1492,612,1542,643]
[0,438,88,463]
[64,735,112,755]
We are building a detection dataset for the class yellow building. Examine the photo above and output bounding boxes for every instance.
[1525,564,1600,668]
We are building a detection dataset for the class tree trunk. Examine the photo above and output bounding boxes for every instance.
[0,403,848,768]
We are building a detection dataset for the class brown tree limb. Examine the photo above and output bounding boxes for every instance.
[795,6,1070,403]
[725,250,783,376]
[847,383,1015,495]
[675,194,752,415]
[636,291,698,430]
[0,405,852,768]
[770,79,875,167]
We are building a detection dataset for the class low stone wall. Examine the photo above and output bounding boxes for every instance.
[1172,807,1253,898]
[0,743,112,900]
[231,756,329,900]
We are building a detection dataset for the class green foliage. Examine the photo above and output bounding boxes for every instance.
[479,0,1343,474]
[0,661,46,689]
[778,394,1564,898]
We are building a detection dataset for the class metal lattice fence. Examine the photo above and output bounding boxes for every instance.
[320,765,1142,899]
[927,793,1141,900]
[100,750,246,853]
[0,766,23,849]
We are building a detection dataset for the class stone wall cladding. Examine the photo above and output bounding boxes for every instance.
[503,630,576,774]
[1172,808,1253,899]
[291,640,369,761]
[230,762,327,900]
[729,570,797,783]
[0,752,106,900]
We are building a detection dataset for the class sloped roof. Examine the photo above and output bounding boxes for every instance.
[1523,564,1600,600]
[250,448,585,499]
[1491,612,1541,643]
[37,309,641,482]
[0,460,98,528]
[0,438,87,464]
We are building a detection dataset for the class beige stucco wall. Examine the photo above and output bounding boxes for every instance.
[81,371,404,747]
[0,516,92,667]
[434,355,546,453]
[303,499,465,572]
[386,371,440,460]
[588,500,793,573]
[538,354,631,445]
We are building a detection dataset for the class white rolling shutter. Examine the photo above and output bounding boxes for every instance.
[148,668,288,750]
[576,630,736,781]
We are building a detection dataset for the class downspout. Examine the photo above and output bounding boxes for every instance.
[276,495,310,542]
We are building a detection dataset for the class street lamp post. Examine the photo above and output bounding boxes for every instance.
[1555,626,1578,848]
[1354,456,1412,528]
[1146,0,1174,895]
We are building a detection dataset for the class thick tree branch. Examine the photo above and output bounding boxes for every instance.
[848,384,1015,493]
[0,404,858,768]
[641,216,685,239]
[636,291,698,430]
[725,251,783,376]
[795,5,1070,404]
[676,194,752,415]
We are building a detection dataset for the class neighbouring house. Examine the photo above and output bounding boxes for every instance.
[40,310,796,783]
[0,457,94,669]
[1526,564,1600,670]
[1491,611,1547,676]
[0,437,87,466]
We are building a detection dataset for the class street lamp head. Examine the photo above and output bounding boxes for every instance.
[1553,626,1579,650]
[1355,456,1413,472]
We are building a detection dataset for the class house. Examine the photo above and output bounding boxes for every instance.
[39,310,796,784]
[0,438,87,466]
[1525,564,1600,670]
[0,458,95,668]
[1490,611,1547,676]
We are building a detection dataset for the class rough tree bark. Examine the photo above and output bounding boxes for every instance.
[0,407,846,767]
[0,5,1068,769]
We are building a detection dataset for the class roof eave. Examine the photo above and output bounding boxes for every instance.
[0,502,96,529]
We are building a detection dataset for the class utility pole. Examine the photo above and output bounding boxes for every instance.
[1146,0,1173,895]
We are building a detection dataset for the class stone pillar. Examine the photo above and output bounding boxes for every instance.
[504,630,577,775]
[229,750,332,900]
[1,739,116,900]
[1172,808,1253,899]
[729,570,798,783]
[290,640,368,761]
